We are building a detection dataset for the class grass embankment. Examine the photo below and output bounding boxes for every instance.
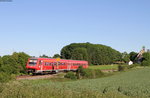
[0,67,150,98]
[88,64,118,70]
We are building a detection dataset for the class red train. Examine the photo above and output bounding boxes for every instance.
[26,58,88,74]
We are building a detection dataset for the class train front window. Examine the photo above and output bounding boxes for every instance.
[28,59,37,66]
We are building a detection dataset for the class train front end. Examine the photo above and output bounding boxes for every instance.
[26,58,39,74]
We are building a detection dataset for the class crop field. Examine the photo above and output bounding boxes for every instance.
[88,64,118,70]
[0,67,150,98]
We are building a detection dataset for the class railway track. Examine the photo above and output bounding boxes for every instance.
[16,74,57,80]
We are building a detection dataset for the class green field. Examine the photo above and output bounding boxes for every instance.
[1,67,150,98]
[88,64,118,70]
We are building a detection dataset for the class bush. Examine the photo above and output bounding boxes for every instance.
[94,69,104,77]
[118,64,138,71]
[82,69,104,79]
[76,66,85,79]
[127,64,139,69]
[141,61,150,66]
[65,66,104,80]
[76,66,104,79]
[64,72,77,80]
[118,65,127,71]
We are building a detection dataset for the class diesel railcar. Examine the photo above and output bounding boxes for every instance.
[26,58,88,74]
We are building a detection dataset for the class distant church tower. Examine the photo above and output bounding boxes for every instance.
[136,46,145,63]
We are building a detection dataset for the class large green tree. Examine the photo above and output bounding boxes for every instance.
[61,43,121,65]
[71,47,88,61]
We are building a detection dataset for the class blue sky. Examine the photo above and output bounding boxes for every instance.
[0,0,150,57]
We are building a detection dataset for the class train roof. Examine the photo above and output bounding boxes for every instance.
[29,57,88,62]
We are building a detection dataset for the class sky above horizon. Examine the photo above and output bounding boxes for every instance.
[0,0,150,57]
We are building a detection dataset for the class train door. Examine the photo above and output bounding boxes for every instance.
[68,62,71,71]
[52,62,59,73]
[52,62,55,71]
[39,60,43,72]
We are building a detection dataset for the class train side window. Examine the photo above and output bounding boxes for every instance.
[45,62,49,66]
[61,62,65,65]
[58,62,61,65]
[46,62,50,66]
[54,62,57,65]
[51,62,54,65]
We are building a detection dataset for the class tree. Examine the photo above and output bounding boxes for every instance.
[53,54,61,58]
[61,43,121,65]
[121,52,130,63]
[12,52,30,73]
[129,52,138,62]
[0,56,3,67]
[141,52,150,66]
[1,55,19,74]
[40,54,49,58]
[0,52,30,83]
[0,52,30,74]
[71,48,88,61]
